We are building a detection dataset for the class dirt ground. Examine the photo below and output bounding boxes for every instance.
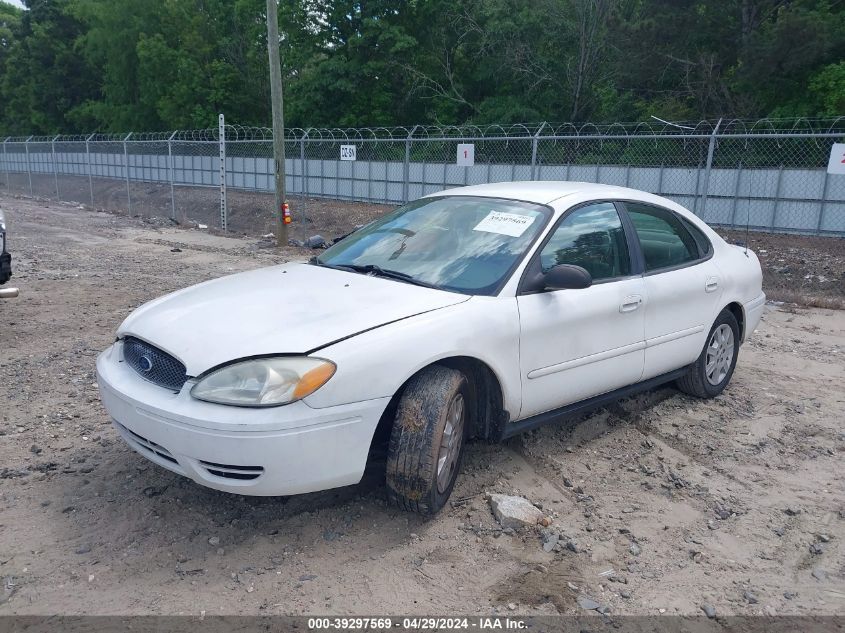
[2,173,393,246]
[719,229,845,309]
[0,194,843,617]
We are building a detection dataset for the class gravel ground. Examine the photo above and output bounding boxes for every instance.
[718,229,845,309]
[2,173,392,245]
[0,194,843,617]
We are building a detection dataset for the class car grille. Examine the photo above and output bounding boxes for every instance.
[199,460,264,481]
[122,336,188,392]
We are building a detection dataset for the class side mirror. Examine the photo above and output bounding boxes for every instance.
[542,264,592,290]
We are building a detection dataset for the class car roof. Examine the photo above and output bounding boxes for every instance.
[428,181,655,206]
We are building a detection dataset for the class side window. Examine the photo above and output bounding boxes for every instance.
[625,203,700,272]
[539,202,630,282]
[679,216,713,257]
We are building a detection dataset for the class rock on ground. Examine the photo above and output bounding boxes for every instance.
[488,494,544,529]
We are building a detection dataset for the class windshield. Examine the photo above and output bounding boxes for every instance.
[316,196,551,295]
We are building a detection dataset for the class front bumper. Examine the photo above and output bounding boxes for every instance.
[96,343,390,496]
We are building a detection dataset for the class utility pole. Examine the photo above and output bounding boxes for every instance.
[266,0,288,245]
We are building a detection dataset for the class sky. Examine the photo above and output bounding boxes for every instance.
[1,0,24,8]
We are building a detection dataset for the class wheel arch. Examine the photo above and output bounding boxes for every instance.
[723,301,745,341]
[436,356,509,440]
[366,355,509,463]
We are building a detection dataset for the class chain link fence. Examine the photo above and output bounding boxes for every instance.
[1,118,844,236]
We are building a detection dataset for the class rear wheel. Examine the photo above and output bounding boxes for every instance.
[676,309,740,398]
[386,365,468,515]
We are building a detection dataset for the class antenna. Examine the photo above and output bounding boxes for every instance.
[745,206,750,256]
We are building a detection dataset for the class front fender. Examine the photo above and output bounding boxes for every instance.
[303,296,522,418]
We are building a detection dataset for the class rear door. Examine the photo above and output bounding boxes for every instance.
[621,202,723,380]
[516,201,646,419]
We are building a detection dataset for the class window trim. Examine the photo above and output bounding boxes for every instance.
[617,200,714,276]
[517,199,641,296]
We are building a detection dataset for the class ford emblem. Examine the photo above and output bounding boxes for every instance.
[139,355,154,373]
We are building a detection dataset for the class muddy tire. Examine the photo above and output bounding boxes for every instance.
[386,365,469,515]
[676,309,740,398]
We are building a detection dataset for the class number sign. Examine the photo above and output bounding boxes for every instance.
[457,143,475,166]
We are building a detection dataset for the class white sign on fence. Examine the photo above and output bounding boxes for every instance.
[340,145,357,161]
[827,143,845,175]
[457,143,475,166]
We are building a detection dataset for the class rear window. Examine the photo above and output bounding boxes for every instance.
[625,202,700,272]
[678,216,713,257]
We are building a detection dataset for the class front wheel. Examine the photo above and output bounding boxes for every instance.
[386,365,468,515]
[676,309,740,398]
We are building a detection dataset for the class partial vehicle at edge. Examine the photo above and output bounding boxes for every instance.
[0,209,11,286]
[0,209,17,299]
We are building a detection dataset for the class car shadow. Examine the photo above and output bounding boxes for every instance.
[41,385,683,561]
[37,435,422,559]
[506,383,682,449]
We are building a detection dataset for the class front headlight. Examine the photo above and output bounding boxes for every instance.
[190,357,336,407]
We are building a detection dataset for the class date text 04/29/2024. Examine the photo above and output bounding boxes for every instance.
[306,616,527,630]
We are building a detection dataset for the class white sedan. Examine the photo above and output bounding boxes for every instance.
[97,182,765,513]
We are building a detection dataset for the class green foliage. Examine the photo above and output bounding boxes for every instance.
[1,0,95,134]
[808,62,845,117]
[0,0,842,134]
[737,1,845,118]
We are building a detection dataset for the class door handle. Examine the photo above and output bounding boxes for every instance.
[705,277,719,293]
[620,295,643,313]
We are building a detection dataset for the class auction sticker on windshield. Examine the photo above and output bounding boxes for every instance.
[473,210,535,237]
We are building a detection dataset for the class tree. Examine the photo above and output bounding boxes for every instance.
[0,0,842,133]
[67,0,275,131]
[735,0,845,117]
[285,0,423,126]
[808,62,845,117]
[0,0,95,134]
[0,2,21,73]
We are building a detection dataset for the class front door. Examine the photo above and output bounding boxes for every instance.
[517,202,646,419]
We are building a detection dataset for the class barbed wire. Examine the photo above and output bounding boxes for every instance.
[4,117,844,145]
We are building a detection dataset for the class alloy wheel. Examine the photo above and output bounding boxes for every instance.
[705,324,735,386]
[436,393,465,494]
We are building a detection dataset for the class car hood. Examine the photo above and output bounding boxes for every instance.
[118,262,468,376]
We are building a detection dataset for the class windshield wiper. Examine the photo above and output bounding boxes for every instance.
[312,260,438,289]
